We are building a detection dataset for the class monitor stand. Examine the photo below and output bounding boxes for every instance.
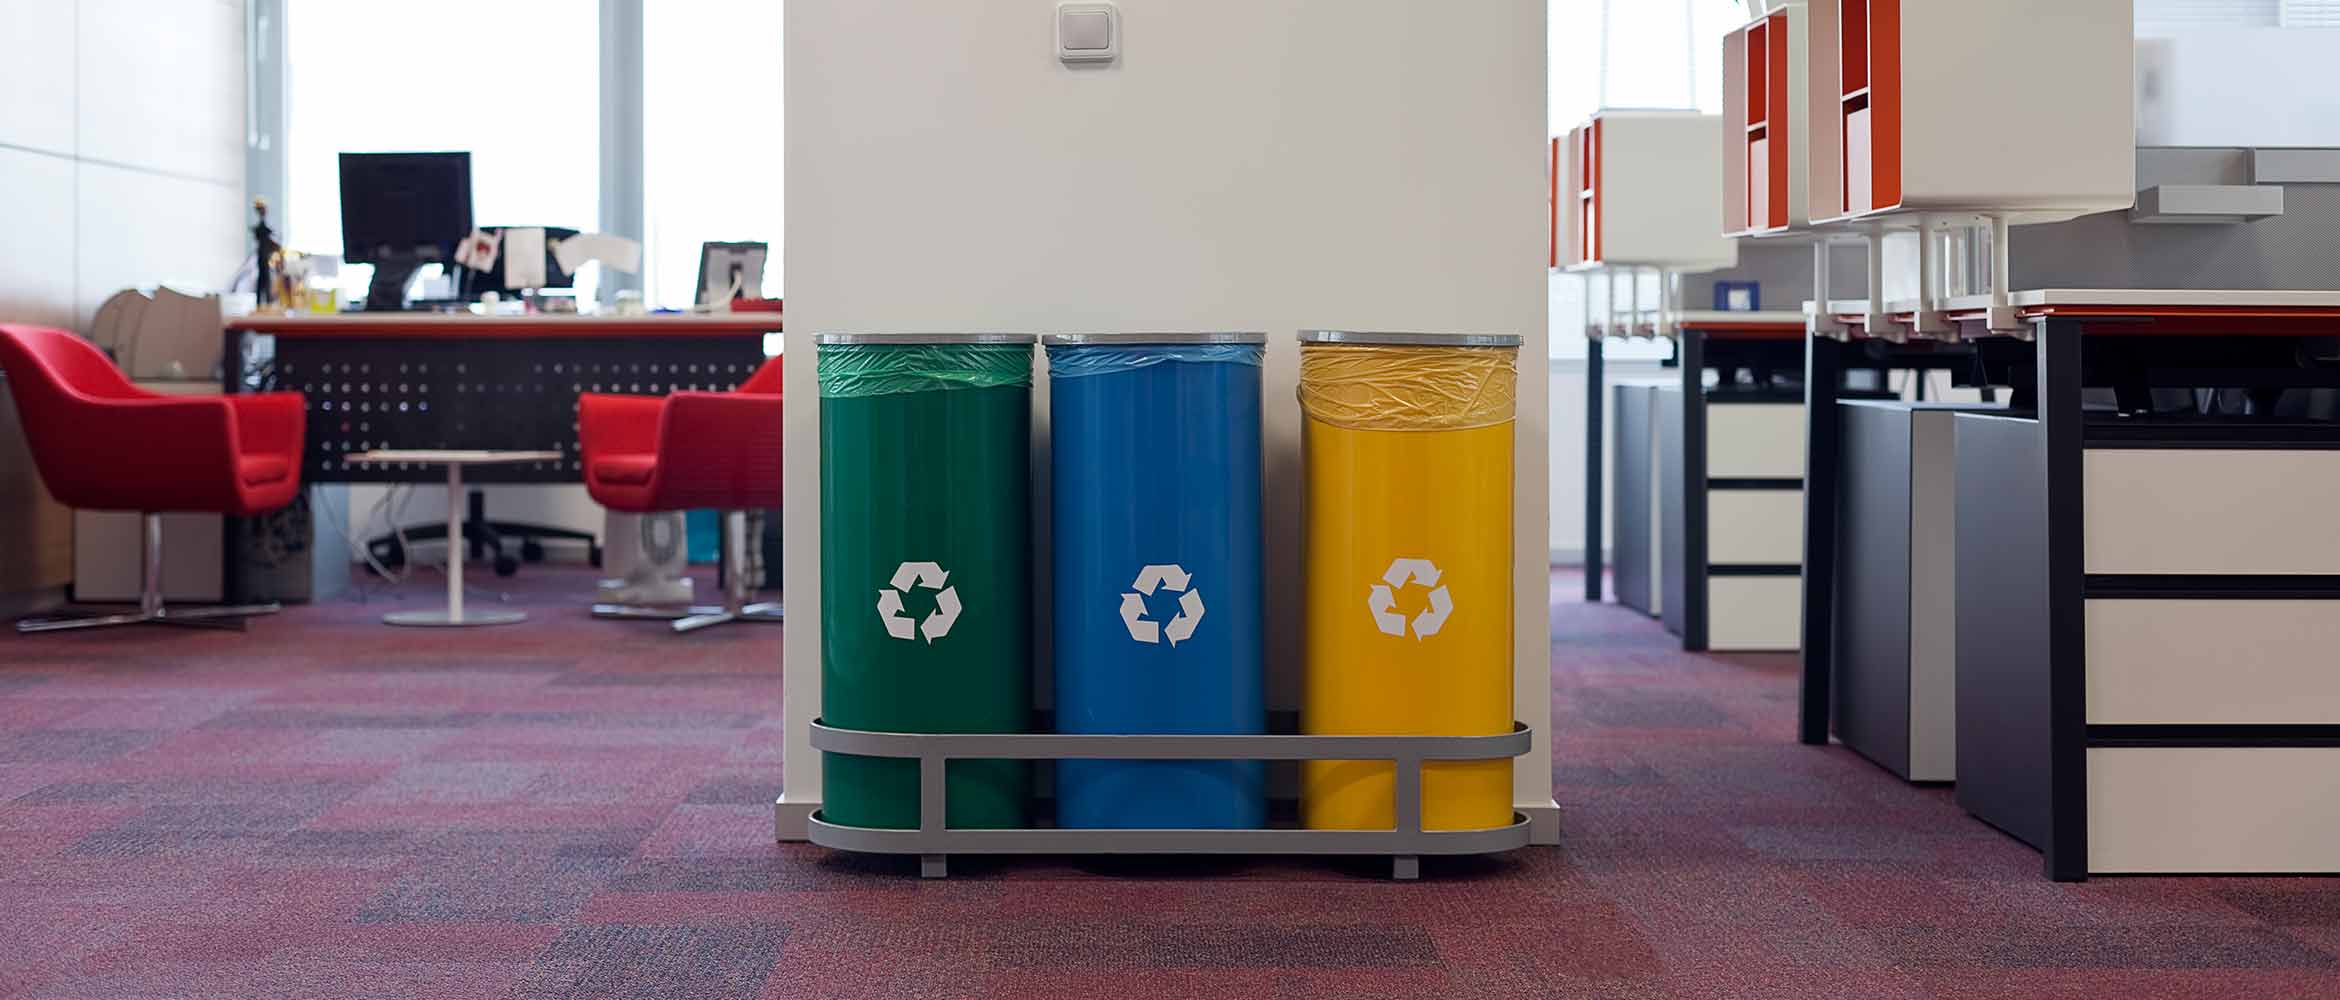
[362,257,425,311]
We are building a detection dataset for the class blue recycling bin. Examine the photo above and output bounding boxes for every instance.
[1045,333,1267,829]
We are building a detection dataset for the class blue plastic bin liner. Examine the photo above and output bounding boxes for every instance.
[1045,336,1267,829]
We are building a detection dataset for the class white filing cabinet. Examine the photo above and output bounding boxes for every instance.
[2080,449,2340,873]
[1675,399,1805,653]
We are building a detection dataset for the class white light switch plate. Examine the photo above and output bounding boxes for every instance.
[1057,3,1118,64]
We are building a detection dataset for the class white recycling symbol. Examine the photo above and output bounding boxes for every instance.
[876,561,961,643]
[1119,564,1205,646]
[1368,557,1454,640]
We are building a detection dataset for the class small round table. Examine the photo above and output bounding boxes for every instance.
[345,450,563,627]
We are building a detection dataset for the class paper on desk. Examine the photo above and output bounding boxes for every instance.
[502,227,546,289]
[551,232,642,275]
[453,228,501,272]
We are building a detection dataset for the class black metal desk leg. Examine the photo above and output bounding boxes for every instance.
[1585,337,1605,602]
[1679,331,1707,651]
[221,326,246,604]
[2037,318,2089,882]
[1797,335,1844,745]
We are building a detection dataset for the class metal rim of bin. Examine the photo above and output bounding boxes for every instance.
[813,333,1039,345]
[1040,332,1269,346]
[1298,330,1521,348]
[806,720,1536,879]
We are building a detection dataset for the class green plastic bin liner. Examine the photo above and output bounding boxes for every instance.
[817,334,1035,831]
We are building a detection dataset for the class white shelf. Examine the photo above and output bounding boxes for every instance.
[1816,289,2340,317]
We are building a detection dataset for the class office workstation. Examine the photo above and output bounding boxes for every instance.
[1563,109,1973,652]
[1560,110,1808,651]
[10,2,2340,996]
[1765,0,2340,879]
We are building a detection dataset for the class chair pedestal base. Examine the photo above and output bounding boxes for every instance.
[593,600,783,633]
[590,510,781,635]
[18,602,283,634]
[14,513,285,635]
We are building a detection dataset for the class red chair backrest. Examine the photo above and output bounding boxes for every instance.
[739,353,783,395]
[0,326,147,489]
[0,325,144,405]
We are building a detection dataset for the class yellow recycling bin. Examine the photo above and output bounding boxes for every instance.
[1297,331,1518,832]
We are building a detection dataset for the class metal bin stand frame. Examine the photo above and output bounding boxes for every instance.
[807,721,1537,880]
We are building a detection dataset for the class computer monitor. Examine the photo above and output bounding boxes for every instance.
[338,152,473,309]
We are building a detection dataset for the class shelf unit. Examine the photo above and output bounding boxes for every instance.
[1823,0,2134,226]
[1722,2,1841,238]
[1559,111,1737,273]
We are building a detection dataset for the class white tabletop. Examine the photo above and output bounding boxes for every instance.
[344,450,563,466]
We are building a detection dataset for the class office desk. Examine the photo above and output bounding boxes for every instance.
[1585,313,1805,609]
[1797,289,2340,880]
[220,313,779,598]
[1586,312,1948,651]
[225,313,780,484]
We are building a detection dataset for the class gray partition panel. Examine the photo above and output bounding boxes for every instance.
[1658,386,1687,638]
[1614,385,1655,616]
[1836,402,1917,778]
[1953,413,2054,850]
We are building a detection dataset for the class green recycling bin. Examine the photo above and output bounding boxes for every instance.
[817,334,1035,831]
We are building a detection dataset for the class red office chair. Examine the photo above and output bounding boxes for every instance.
[0,324,305,633]
[579,354,783,633]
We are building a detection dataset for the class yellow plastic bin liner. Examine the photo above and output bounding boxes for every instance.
[1297,332,1519,832]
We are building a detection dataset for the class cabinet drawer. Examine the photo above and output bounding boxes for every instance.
[1708,488,1802,566]
[2089,747,2340,874]
[1708,403,1803,479]
[2086,599,2340,725]
[1708,575,1800,651]
[2085,450,2340,575]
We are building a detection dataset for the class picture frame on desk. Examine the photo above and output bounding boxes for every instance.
[696,242,769,306]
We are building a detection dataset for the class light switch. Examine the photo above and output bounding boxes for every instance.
[1062,11,1110,49]
[1058,3,1118,63]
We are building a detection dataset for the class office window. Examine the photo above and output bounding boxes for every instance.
[2283,0,2340,25]
[2138,0,2340,26]
[1549,0,1742,359]
[2137,0,2281,26]
[643,0,784,309]
[280,0,600,301]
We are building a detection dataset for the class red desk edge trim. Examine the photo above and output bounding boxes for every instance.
[1824,303,2340,339]
[226,317,783,339]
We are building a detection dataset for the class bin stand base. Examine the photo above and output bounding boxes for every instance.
[778,797,1565,848]
[909,851,1421,881]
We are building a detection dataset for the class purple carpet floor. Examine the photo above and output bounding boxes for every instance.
[0,567,2335,999]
